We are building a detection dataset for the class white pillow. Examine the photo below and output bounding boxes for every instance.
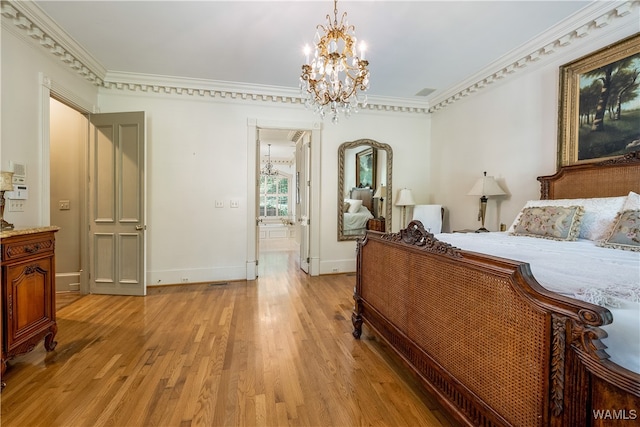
[508,195,627,241]
[598,192,640,251]
[347,199,363,214]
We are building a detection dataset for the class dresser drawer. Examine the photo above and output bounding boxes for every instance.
[2,235,55,262]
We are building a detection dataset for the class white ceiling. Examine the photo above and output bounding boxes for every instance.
[35,0,591,100]
[32,0,592,156]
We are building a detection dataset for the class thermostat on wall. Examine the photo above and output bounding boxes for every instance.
[5,184,28,200]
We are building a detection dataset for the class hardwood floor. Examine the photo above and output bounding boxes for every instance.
[1,239,458,426]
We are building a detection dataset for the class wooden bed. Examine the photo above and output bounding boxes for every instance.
[352,151,640,427]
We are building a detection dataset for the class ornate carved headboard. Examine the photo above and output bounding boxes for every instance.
[537,151,640,200]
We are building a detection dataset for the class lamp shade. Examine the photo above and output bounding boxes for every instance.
[467,172,505,197]
[374,184,386,199]
[0,171,13,191]
[395,188,415,206]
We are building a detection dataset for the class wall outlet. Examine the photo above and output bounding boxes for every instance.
[230,200,239,208]
[181,277,189,282]
[215,200,224,208]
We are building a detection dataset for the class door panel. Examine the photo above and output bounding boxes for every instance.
[296,138,310,273]
[89,112,146,296]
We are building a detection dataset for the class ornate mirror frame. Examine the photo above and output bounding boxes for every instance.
[338,139,393,241]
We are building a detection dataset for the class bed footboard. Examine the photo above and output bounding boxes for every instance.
[353,222,639,427]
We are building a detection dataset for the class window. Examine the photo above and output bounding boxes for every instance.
[259,173,289,217]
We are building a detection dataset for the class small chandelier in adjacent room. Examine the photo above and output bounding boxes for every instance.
[261,144,278,176]
[300,0,370,123]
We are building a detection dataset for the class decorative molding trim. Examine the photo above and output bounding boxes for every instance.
[2,0,106,85]
[4,0,636,114]
[382,220,462,258]
[550,315,566,417]
[427,1,639,113]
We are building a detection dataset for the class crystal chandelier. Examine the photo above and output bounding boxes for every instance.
[261,144,277,176]
[300,0,370,124]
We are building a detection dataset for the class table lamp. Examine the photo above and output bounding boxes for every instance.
[1,171,15,230]
[395,188,415,229]
[467,171,505,232]
[373,184,386,218]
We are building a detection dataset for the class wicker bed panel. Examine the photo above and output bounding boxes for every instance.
[538,155,640,200]
[361,239,549,426]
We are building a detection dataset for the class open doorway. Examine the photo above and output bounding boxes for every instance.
[257,129,304,275]
[49,97,88,296]
[245,119,321,280]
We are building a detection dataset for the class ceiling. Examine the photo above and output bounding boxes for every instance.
[32,0,592,155]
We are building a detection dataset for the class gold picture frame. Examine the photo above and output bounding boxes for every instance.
[558,33,640,166]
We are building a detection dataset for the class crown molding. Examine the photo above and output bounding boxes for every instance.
[5,0,633,115]
[102,71,430,114]
[1,0,429,114]
[427,1,639,113]
[2,0,106,84]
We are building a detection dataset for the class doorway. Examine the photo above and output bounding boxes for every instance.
[257,129,302,275]
[245,119,321,279]
[49,97,88,294]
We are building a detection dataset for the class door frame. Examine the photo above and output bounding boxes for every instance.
[40,73,94,294]
[246,118,322,279]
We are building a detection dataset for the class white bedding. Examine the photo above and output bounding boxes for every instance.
[436,232,640,374]
[344,206,374,234]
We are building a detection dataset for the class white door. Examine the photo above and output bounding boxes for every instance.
[88,112,146,296]
[254,138,261,274]
[296,138,310,273]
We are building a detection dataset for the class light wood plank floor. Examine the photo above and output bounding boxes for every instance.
[1,241,458,427]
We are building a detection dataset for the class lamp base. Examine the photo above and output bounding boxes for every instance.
[475,227,490,233]
[1,218,14,231]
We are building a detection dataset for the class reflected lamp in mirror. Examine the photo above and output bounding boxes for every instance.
[395,188,415,229]
[373,184,386,219]
[467,171,506,232]
[0,171,14,230]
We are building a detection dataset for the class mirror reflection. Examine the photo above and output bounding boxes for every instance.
[338,139,393,241]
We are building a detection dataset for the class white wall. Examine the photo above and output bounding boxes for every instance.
[98,90,430,282]
[1,28,98,227]
[430,22,639,233]
[5,3,634,286]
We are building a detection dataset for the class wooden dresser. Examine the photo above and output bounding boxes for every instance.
[1,227,59,386]
[367,218,385,232]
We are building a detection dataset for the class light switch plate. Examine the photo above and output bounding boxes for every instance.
[59,200,70,210]
[8,199,24,212]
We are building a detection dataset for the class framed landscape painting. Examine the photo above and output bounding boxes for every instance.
[558,33,640,166]
[355,147,376,189]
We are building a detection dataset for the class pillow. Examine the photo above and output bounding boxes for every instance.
[343,201,350,213]
[347,199,363,214]
[508,196,627,240]
[510,205,584,241]
[598,192,640,252]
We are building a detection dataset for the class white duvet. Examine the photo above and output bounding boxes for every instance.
[436,232,640,374]
[343,206,373,234]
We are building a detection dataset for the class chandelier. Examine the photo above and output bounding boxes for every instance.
[261,144,278,176]
[300,0,370,123]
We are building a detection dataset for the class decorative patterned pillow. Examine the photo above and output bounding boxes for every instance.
[510,205,584,241]
[507,196,626,240]
[598,192,640,251]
